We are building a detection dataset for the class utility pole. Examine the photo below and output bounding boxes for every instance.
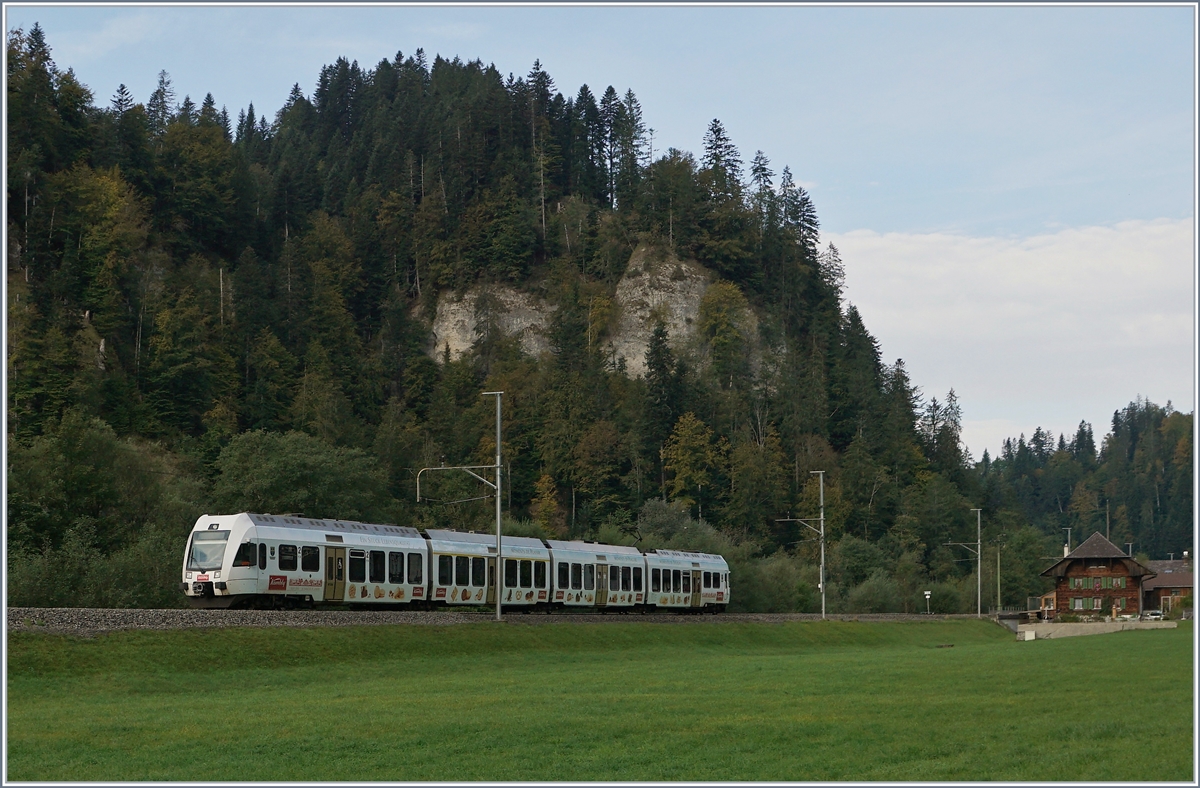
[814,470,826,620]
[484,391,503,623]
[996,544,1002,612]
[951,509,983,618]
[415,390,504,622]
[974,509,981,618]
[774,470,826,620]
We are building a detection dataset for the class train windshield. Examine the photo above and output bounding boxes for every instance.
[187,531,230,571]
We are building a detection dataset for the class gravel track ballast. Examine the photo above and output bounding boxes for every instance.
[8,607,971,637]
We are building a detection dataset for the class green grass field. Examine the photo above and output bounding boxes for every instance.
[6,619,1194,781]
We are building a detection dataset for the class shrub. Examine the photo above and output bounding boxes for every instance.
[847,570,902,613]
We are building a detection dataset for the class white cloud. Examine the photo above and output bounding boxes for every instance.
[828,218,1195,459]
[50,13,167,64]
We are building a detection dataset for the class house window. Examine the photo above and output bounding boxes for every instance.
[1072,598,1084,610]
[1093,598,1102,610]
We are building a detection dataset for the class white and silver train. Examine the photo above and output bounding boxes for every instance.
[181,513,731,613]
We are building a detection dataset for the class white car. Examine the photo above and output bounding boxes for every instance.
[1142,610,1164,621]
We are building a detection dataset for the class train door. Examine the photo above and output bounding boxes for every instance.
[596,564,609,606]
[691,570,702,607]
[325,547,346,602]
[486,558,496,605]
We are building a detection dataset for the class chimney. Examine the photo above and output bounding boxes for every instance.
[1064,543,1070,557]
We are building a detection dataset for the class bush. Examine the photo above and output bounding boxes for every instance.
[846,570,902,613]
[7,408,206,608]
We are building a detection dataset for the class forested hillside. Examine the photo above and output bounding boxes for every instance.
[6,25,1193,610]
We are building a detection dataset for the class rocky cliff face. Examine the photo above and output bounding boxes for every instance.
[426,285,554,362]
[425,245,747,377]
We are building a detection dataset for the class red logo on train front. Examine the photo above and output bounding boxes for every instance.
[268,575,287,591]
[413,586,424,597]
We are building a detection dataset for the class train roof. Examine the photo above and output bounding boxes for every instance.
[423,529,549,557]
[644,549,728,569]
[245,513,421,539]
[545,540,644,563]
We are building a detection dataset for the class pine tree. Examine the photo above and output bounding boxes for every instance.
[146,70,175,137]
[701,118,742,201]
[110,84,133,115]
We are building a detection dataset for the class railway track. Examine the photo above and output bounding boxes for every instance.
[7,607,975,637]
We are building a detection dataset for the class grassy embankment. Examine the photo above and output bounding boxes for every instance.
[6,619,1193,781]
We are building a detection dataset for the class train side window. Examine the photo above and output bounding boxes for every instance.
[584,564,594,591]
[279,544,298,571]
[622,566,632,592]
[349,551,366,583]
[571,563,582,590]
[673,569,681,593]
[438,555,453,586]
[519,560,533,588]
[682,572,691,593]
[456,556,470,587]
[370,551,385,583]
[534,561,547,589]
[258,543,267,570]
[472,557,485,587]
[408,553,423,584]
[633,567,643,592]
[505,559,518,588]
[558,562,569,588]
[233,542,256,567]
[302,546,320,573]
[652,568,661,592]
[389,552,404,584]
[609,567,618,591]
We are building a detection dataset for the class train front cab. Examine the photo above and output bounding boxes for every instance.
[182,513,259,608]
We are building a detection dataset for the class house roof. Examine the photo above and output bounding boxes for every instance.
[1068,532,1129,559]
[1142,572,1193,592]
[1040,532,1156,579]
[1146,559,1193,575]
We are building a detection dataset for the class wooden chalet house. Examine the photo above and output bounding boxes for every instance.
[1142,557,1193,613]
[1039,533,1155,619]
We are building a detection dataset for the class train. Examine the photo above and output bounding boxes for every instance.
[181,512,731,613]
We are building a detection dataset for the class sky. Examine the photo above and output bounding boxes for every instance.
[5,3,1196,460]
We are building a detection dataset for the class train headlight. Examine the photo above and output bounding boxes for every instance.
[186,572,192,580]
[213,572,221,579]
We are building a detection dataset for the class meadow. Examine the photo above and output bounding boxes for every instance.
[6,619,1193,781]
